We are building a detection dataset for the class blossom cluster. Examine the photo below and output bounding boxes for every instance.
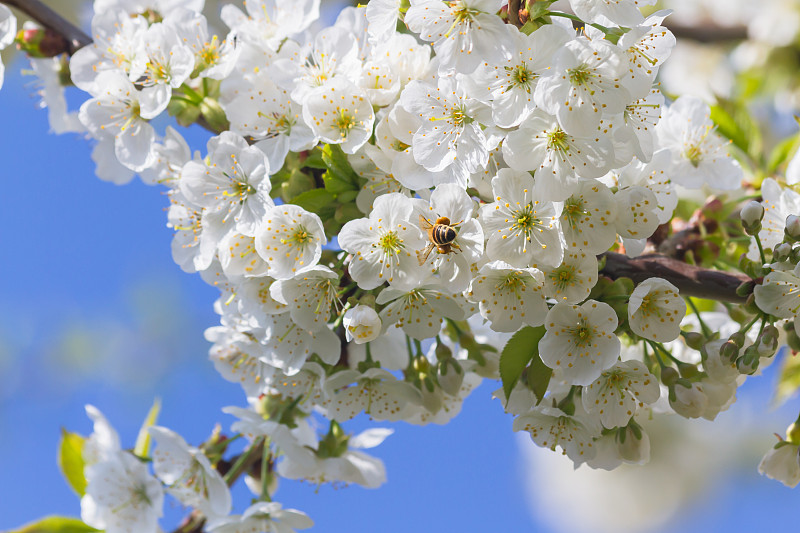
[7,0,800,530]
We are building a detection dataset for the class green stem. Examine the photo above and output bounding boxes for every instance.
[223,437,264,485]
[548,11,612,34]
[740,314,761,335]
[686,297,712,337]
[755,233,767,265]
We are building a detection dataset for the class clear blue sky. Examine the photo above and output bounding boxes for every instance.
[0,49,798,533]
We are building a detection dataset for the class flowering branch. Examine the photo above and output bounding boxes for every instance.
[2,0,90,54]
[600,252,751,304]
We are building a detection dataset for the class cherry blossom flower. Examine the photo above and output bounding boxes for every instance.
[467,261,548,332]
[254,204,326,280]
[149,426,231,519]
[479,169,564,268]
[180,132,273,237]
[339,192,426,290]
[628,278,686,342]
[539,300,621,386]
[405,0,510,75]
[581,360,660,428]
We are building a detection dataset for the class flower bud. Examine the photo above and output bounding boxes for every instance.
[660,366,680,386]
[669,382,708,419]
[757,325,779,357]
[736,347,760,375]
[719,340,740,363]
[740,200,765,235]
[786,215,800,241]
[343,305,381,344]
[679,363,700,379]
[728,331,746,348]
[15,25,69,58]
[774,243,793,262]
[735,280,755,298]
[683,331,705,350]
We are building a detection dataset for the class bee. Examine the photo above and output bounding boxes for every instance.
[417,214,462,266]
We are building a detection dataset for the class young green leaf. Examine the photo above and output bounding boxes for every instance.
[133,397,162,459]
[774,351,800,406]
[57,430,87,496]
[500,326,546,402]
[7,516,100,533]
[291,188,337,217]
[321,144,361,188]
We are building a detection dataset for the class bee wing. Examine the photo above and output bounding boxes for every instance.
[418,214,433,231]
[417,243,435,266]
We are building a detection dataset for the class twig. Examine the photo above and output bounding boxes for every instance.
[2,0,91,54]
[600,252,751,304]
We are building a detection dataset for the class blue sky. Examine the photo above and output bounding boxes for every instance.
[0,46,799,533]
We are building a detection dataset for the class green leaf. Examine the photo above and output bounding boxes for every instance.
[709,97,761,160]
[291,189,337,217]
[500,326,547,402]
[526,344,552,406]
[323,170,359,195]
[767,131,800,174]
[134,397,162,458]
[57,430,86,497]
[774,351,800,405]
[7,516,100,533]
[321,144,360,189]
[303,148,327,170]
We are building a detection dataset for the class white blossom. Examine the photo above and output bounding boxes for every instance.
[539,300,621,386]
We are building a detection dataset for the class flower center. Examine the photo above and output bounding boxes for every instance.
[571,320,594,348]
[378,231,403,254]
[547,128,570,153]
[684,144,703,167]
[510,203,540,240]
[335,108,356,138]
[450,105,473,127]
[498,272,526,294]
[282,225,314,247]
[506,63,534,92]
[567,64,592,86]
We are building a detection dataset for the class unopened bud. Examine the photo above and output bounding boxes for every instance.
[661,366,680,386]
[735,280,755,298]
[683,331,705,350]
[679,363,700,379]
[736,353,759,375]
[435,342,453,361]
[719,340,740,362]
[15,26,70,58]
[785,215,800,241]
[740,200,765,235]
[744,293,761,316]
[728,331,746,348]
[774,243,792,262]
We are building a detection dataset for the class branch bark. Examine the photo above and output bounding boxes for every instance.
[600,252,751,304]
[2,0,91,55]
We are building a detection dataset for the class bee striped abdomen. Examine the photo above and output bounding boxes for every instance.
[432,225,457,245]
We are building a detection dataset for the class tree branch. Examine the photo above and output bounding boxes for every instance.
[600,252,751,304]
[2,0,91,55]
[666,22,748,44]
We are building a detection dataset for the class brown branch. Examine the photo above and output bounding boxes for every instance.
[2,0,91,55]
[600,252,751,304]
[665,22,748,44]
